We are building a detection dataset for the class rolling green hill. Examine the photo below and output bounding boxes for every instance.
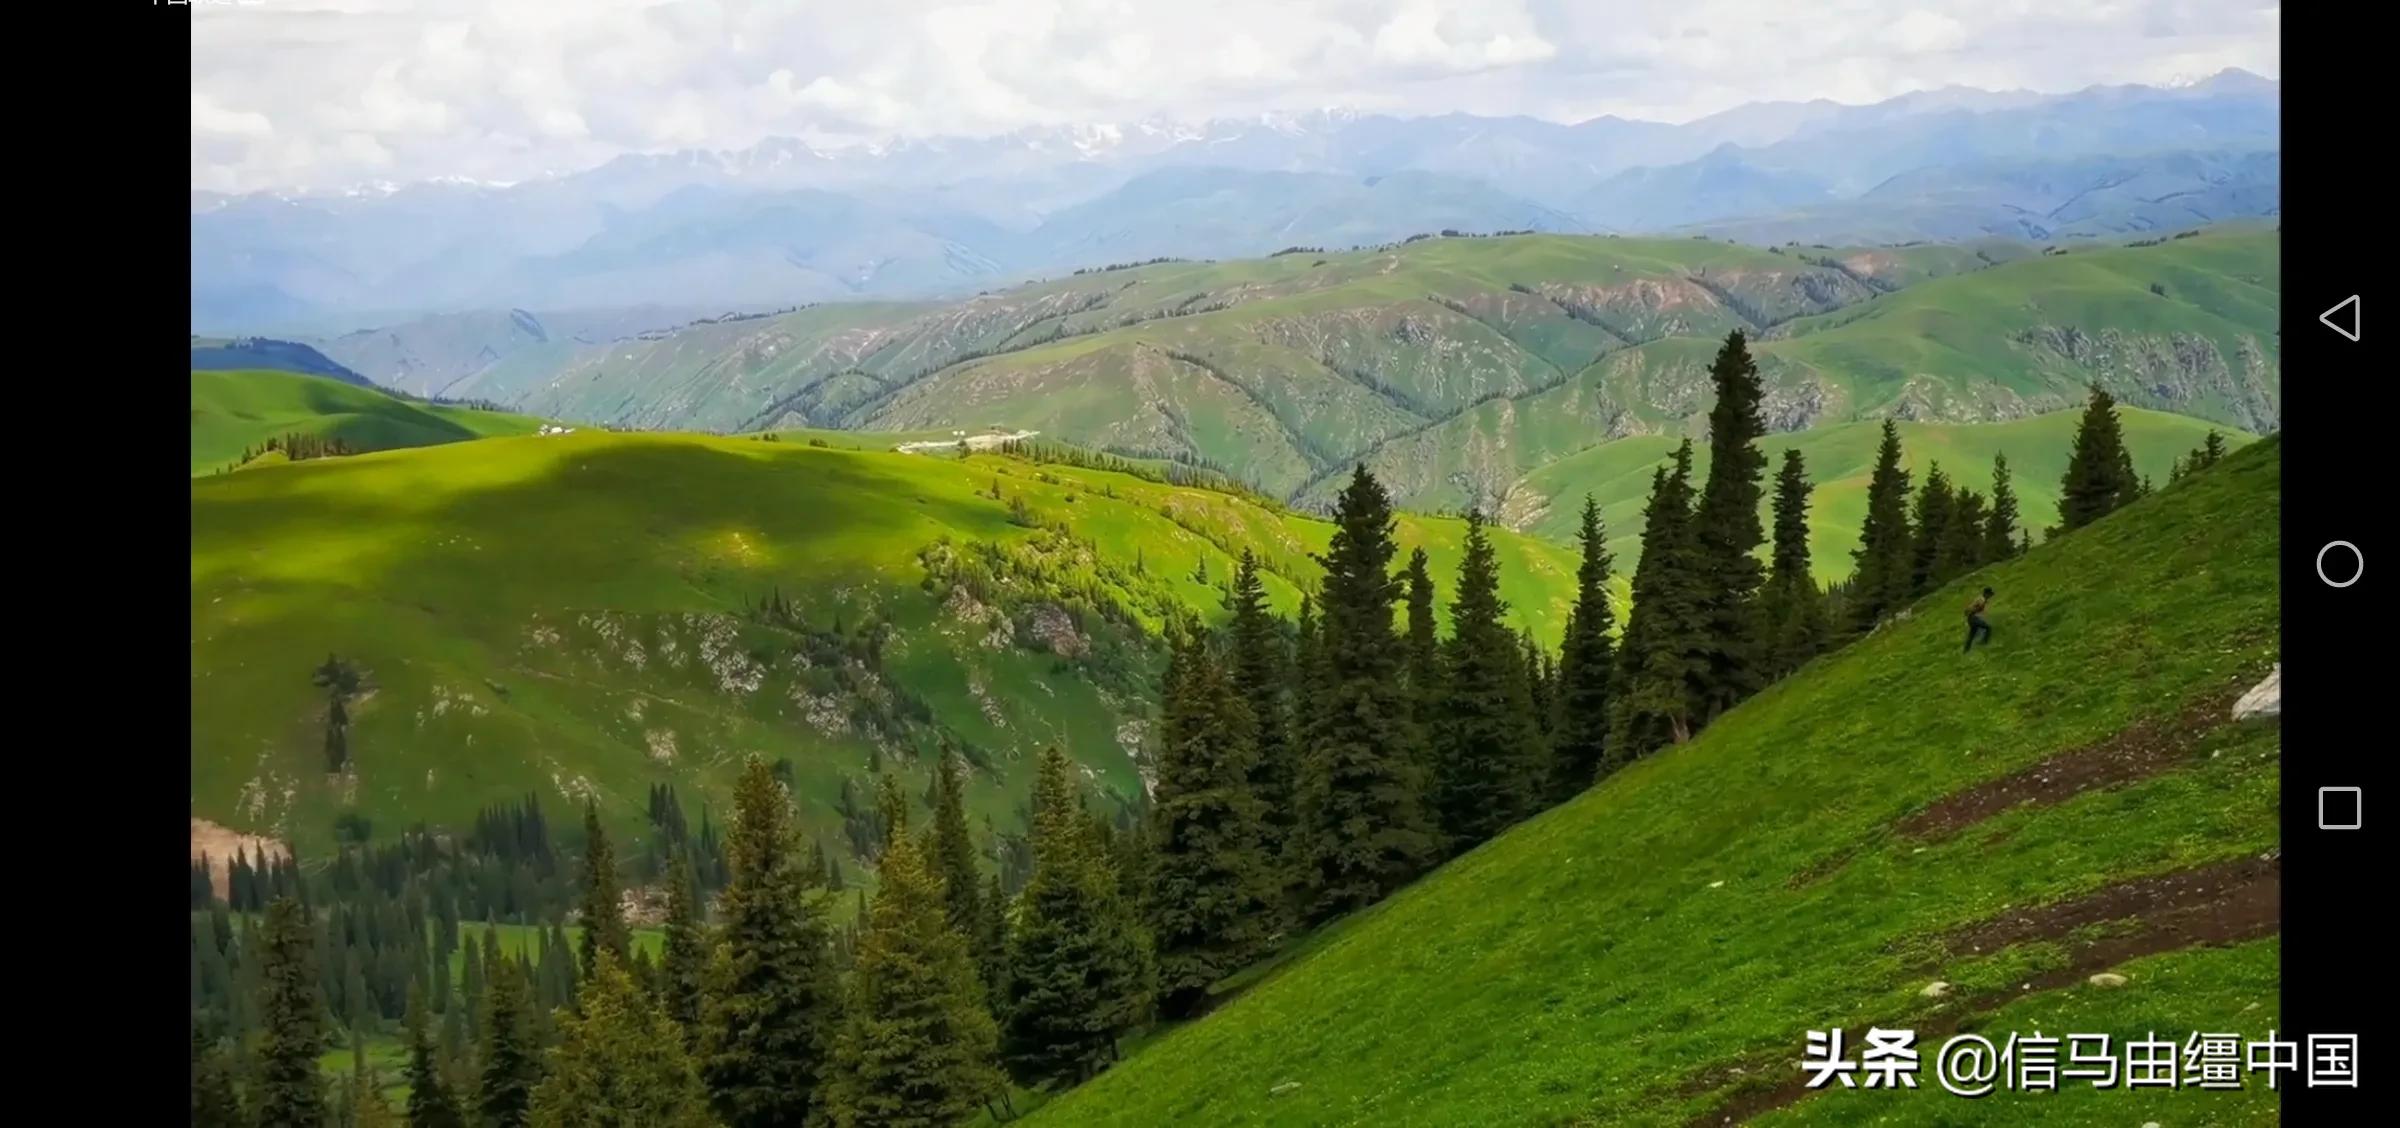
[486,228,2275,522]
[191,432,1580,859]
[1026,438,2282,1127]
[190,369,547,475]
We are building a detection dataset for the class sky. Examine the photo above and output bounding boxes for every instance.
[190,0,2281,195]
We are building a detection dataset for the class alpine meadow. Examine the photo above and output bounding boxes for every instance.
[190,8,2288,1127]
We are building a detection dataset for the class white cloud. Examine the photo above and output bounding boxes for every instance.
[189,0,2279,193]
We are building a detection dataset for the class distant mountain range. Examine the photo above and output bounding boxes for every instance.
[192,70,2278,334]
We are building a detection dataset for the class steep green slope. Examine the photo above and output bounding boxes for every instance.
[191,433,1577,858]
[190,369,546,475]
[1029,438,2281,1127]
[1507,407,2252,584]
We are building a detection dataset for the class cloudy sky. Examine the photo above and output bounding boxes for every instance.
[190,0,2280,194]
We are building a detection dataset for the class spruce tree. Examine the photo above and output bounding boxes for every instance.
[1402,547,1441,729]
[189,1022,245,1128]
[1848,420,1915,632]
[576,801,630,982]
[1907,462,1955,597]
[477,951,542,1128]
[1689,329,1770,721]
[1002,747,1154,1086]
[1521,630,1554,743]
[406,982,466,1128]
[827,831,1004,1126]
[975,873,1010,1019]
[1430,510,1546,849]
[2059,384,2137,531]
[1297,466,1436,919]
[1981,453,2022,561]
[1146,627,1271,1018]
[1225,549,1296,922]
[657,853,708,1037]
[254,896,328,1128]
[461,936,487,1043]
[698,755,844,1128]
[1936,489,1989,583]
[528,951,713,1128]
[926,749,984,946]
[1759,449,1827,679]
[1609,442,1709,759]
[1549,496,1616,799]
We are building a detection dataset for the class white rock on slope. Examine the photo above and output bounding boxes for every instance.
[2233,663,2281,720]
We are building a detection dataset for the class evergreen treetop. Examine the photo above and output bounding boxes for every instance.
[1549,495,1616,800]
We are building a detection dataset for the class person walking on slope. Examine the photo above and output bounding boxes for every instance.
[1963,587,1995,653]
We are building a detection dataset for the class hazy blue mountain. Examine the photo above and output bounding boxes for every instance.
[1683,149,2279,245]
[1572,146,1836,231]
[1030,167,1587,264]
[191,71,2279,332]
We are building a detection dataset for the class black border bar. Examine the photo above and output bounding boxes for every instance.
[2281,5,2385,1120]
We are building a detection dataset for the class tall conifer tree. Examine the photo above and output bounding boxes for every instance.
[698,755,844,1128]
[1225,550,1296,920]
[1003,748,1154,1086]
[1936,490,1989,583]
[828,830,1005,1126]
[1689,330,1770,721]
[1297,467,1436,919]
[1908,463,1955,597]
[1982,453,2022,561]
[477,950,541,1128]
[927,749,985,947]
[529,952,714,1128]
[577,801,630,981]
[1430,510,1546,849]
[1549,496,1616,799]
[2059,384,2139,531]
[1146,628,1271,1017]
[1610,442,1709,758]
[1848,421,1915,633]
[657,853,708,1037]
[406,981,466,1128]
[1759,449,1827,679]
[190,1022,245,1128]
[254,897,328,1128]
[1402,547,1441,730]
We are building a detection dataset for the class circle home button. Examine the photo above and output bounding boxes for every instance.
[2316,541,2364,589]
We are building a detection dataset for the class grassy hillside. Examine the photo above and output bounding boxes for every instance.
[1508,407,2252,584]
[191,432,1578,859]
[191,369,546,475]
[1029,438,2282,1127]
[1325,230,2276,515]
[192,336,368,385]
[488,227,2274,518]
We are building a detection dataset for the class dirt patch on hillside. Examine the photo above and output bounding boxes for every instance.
[1682,853,2280,1126]
[190,817,290,899]
[1896,685,2249,840]
[1936,852,2280,962]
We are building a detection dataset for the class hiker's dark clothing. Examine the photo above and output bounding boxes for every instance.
[1963,595,1992,652]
